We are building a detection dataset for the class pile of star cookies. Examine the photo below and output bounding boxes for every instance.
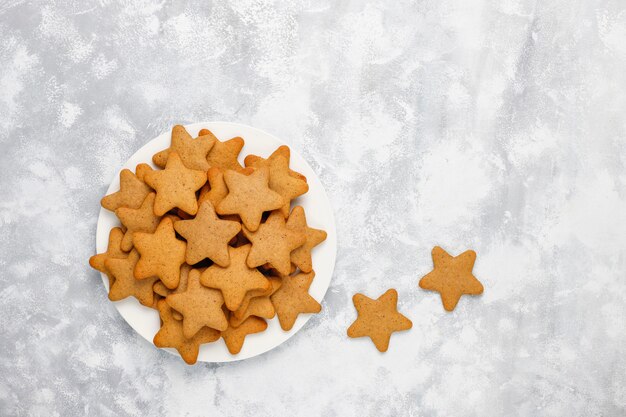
[90,125,326,364]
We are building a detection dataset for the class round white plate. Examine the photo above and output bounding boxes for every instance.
[96,122,337,363]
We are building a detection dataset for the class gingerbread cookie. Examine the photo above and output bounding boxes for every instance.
[152,125,215,171]
[135,163,153,182]
[115,192,160,251]
[270,271,321,331]
[347,288,412,352]
[419,246,484,311]
[198,166,255,209]
[243,211,306,275]
[153,263,190,298]
[106,249,158,307]
[286,206,327,273]
[144,151,207,216]
[133,217,186,289]
[166,269,228,337]
[217,167,284,231]
[89,227,126,286]
[257,154,308,217]
[153,300,221,365]
[206,134,244,171]
[221,316,268,354]
[244,145,307,182]
[200,244,270,311]
[101,167,151,212]
[230,277,281,328]
[174,201,241,266]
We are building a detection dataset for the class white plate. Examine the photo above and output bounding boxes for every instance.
[96,122,337,363]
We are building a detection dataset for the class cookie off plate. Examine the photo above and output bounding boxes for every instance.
[95,122,337,363]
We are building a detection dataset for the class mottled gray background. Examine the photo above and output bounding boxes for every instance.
[1,0,625,416]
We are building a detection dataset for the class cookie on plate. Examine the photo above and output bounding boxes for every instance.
[286,206,327,273]
[270,271,321,331]
[101,167,152,212]
[217,167,284,231]
[174,201,240,267]
[115,192,161,251]
[243,211,306,275]
[221,316,268,354]
[106,249,159,307]
[200,244,270,311]
[153,300,221,365]
[89,227,126,286]
[152,125,215,171]
[144,151,207,216]
[133,217,186,289]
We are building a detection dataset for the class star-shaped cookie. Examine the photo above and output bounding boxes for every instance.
[221,316,268,354]
[106,249,158,307]
[199,244,270,311]
[144,151,207,216]
[152,125,216,171]
[153,300,221,365]
[101,167,151,212]
[270,271,321,331]
[166,269,228,337]
[230,276,281,328]
[243,211,306,275]
[115,192,160,251]
[286,206,327,273]
[254,154,308,217]
[217,167,285,231]
[206,134,244,171]
[174,201,241,266]
[244,145,307,182]
[419,246,484,311]
[89,227,126,287]
[198,166,255,209]
[133,217,186,289]
[347,289,412,352]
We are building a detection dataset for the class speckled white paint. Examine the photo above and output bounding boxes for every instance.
[1,0,625,416]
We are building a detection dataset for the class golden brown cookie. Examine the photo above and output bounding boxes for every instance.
[89,227,126,286]
[153,262,191,297]
[106,249,158,307]
[153,300,221,365]
[256,154,309,217]
[206,135,244,171]
[244,145,307,182]
[347,289,412,352]
[166,269,228,337]
[419,246,484,311]
[270,271,321,331]
[198,166,255,209]
[221,316,268,354]
[115,192,161,251]
[135,163,153,182]
[152,125,216,170]
[174,201,241,266]
[101,168,151,212]
[243,211,306,275]
[144,151,207,216]
[200,244,270,311]
[217,167,284,231]
[286,206,327,273]
[230,277,281,327]
[233,285,273,317]
[133,217,186,289]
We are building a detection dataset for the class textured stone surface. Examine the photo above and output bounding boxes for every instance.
[1,0,625,416]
